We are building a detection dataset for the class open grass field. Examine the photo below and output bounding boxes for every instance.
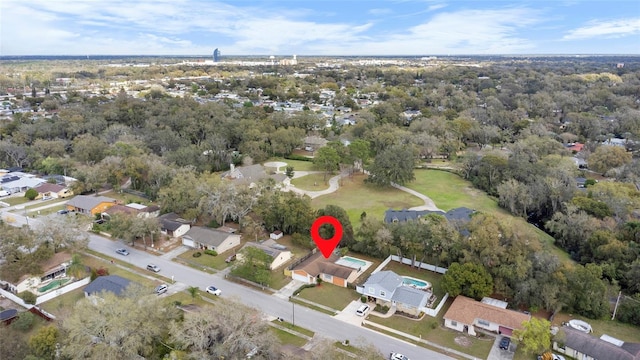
[297,283,359,311]
[266,157,316,172]
[311,173,423,228]
[290,172,331,191]
[407,169,571,262]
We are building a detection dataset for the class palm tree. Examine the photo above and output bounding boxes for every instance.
[187,286,199,299]
[66,254,87,279]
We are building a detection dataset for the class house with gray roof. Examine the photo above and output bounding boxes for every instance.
[554,326,640,360]
[240,241,292,270]
[182,226,240,254]
[84,275,133,298]
[158,212,191,238]
[356,270,431,316]
[221,164,289,188]
[66,195,117,215]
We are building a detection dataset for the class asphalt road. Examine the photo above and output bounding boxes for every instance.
[3,211,454,360]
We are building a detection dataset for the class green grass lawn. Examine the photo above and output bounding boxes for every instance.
[24,197,67,210]
[271,327,309,347]
[3,196,30,206]
[408,169,571,263]
[266,157,316,172]
[177,249,233,271]
[297,284,359,311]
[40,286,86,315]
[271,320,315,338]
[311,173,424,228]
[290,172,331,191]
[383,261,445,299]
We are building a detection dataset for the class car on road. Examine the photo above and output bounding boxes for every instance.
[146,264,160,272]
[355,304,370,316]
[57,209,69,215]
[155,284,168,295]
[499,336,511,350]
[206,286,222,296]
[115,248,129,256]
[390,353,409,360]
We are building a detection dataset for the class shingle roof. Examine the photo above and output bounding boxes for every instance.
[563,326,640,360]
[391,286,430,308]
[184,227,233,247]
[242,242,289,258]
[67,195,116,211]
[33,182,65,194]
[293,251,355,279]
[84,275,132,297]
[363,270,403,293]
[443,295,530,330]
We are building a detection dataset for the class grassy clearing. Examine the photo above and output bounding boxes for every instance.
[266,158,315,172]
[271,327,309,347]
[40,286,86,315]
[297,284,359,311]
[177,249,233,271]
[272,320,315,338]
[408,169,571,262]
[383,261,445,299]
[311,173,423,228]
[290,172,330,191]
[3,196,30,206]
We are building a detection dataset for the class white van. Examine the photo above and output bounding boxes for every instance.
[0,190,9,197]
[356,304,370,316]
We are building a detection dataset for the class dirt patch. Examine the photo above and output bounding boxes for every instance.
[454,336,473,347]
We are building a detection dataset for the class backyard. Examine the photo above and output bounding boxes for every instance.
[383,260,446,300]
[290,172,330,191]
[265,157,316,172]
[311,173,423,228]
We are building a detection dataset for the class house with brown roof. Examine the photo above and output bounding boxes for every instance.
[443,295,531,336]
[33,182,73,199]
[554,326,640,360]
[290,251,356,287]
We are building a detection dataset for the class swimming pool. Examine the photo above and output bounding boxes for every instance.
[335,256,367,269]
[402,276,430,290]
[38,278,70,293]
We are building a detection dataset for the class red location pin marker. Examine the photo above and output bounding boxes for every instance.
[310,215,343,258]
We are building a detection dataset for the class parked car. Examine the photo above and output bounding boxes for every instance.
[225,254,236,263]
[146,264,160,272]
[355,304,370,316]
[499,337,511,350]
[41,196,52,201]
[389,353,410,360]
[155,284,168,295]
[57,209,69,215]
[115,248,129,256]
[206,286,222,296]
[0,190,10,197]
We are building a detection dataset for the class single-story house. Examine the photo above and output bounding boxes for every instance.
[182,226,241,254]
[443,295,531,336]
[32,183,73,199]
[290,251,356,287]
[270,230,283,240]
[239,241,292,270]
[66,195,117,215]
[158,212,191,238]
[84,275,133,298]
[0,174,45,194]
[554,326,640,360]
[356,270,431,317]
[222,164,290,188]
[303,135,328,151]
[102,203,160,219]
[13,252,72,294]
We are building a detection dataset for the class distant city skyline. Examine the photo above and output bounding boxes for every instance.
[1,0,639,56]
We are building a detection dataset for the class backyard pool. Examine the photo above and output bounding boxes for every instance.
[38,278,70,293]
[335,256,367,269]
[402,276,431,290]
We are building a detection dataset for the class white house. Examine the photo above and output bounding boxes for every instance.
[356,270,431,317]
[443,295,530,336]
[182,227,241,254]
[270,230,283,240]
[239,241,292,270]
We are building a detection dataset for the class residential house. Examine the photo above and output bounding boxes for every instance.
[9,252,72,294]
[239,240,292,270]
[84,275,133,298]
[182,226,241,254]
[290,251,356,287]
[158,212,191,238]
[554,326,640,360]
[66,195,117,216]
[303,135,328,152]
[356,270,431,317]
[221,164,290,188]
[443,295,530,336]
[32,183,73,199]
[0,173,45,194]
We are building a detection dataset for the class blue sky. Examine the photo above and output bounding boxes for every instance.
[1,0,639,55]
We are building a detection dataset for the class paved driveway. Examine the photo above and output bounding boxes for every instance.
[334,300,368,326]
[487,335,516,360]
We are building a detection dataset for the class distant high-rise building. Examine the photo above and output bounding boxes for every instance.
[213,48,221,62]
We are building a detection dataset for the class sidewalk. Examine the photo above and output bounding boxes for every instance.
[273,279,305,300]
[160,245,190,260]
[362,320,479,360]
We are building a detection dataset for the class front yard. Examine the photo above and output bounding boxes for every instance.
[297,284,359,311]
[177,249,234,271]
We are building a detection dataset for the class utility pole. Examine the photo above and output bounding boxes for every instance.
[612,291,622,320]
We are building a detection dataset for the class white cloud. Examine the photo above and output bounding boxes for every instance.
[427,4,447,12]
[563,18,640,40]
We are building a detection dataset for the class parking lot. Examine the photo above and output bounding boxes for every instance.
[487,335,516,360]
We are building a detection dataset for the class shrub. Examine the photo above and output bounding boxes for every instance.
[193,252,202,258]
[360,296,367,303]
[285,154,313,162]
[25,188,38,200]
[18,291,36,305]
[292,284,316,296]
[96,267,109,277]
[204,249,218,256]
[11,311,35,331]
[207,220,220,228]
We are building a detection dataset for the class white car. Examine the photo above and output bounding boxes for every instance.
[356,304,370,316]
[115,248,129,256]
[155,284,168,295]
[206,286,221,296]
[390,353,409,360]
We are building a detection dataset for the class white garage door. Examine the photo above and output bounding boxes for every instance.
[182,237,195,248]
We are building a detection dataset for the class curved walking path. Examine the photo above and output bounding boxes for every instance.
[391,183,443,212]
